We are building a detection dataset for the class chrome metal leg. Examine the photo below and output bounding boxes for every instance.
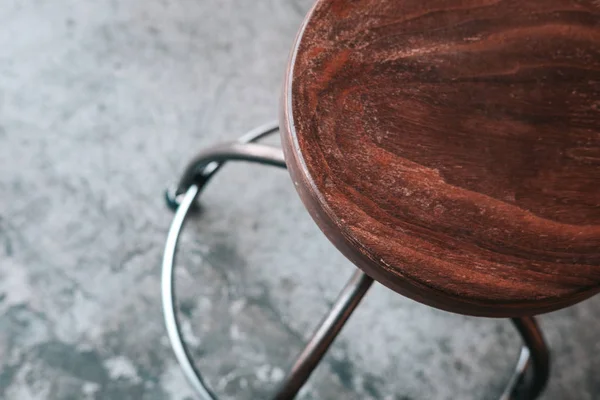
[161,122,550,400]
[272,270,374,400]
[501,318,550,400]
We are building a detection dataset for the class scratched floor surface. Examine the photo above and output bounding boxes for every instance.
[1,1,599,399]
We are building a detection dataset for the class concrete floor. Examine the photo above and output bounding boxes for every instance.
[1,1,599,399]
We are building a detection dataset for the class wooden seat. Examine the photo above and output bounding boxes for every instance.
[280,0,600,317]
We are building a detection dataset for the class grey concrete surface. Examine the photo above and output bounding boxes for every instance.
[0,1,599,399]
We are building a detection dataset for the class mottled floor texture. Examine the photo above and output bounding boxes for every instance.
[1,1,599,399]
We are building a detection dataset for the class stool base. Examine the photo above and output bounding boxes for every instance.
[162,123,550,400]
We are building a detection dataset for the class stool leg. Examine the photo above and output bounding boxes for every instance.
[162,122,551,400]
[501,317,550,400]
[272,270,374,400]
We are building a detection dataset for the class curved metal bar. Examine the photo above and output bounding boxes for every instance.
[237,120,280,143]
[500,347,529,400]
[162,184,215,399]
[166,121,280,210]
[176,141,286,190]
[186,120,280,190]
[162,125,550,400]
[506,317,550,400]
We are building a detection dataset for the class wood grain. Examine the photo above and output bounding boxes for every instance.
[280,0,600,317]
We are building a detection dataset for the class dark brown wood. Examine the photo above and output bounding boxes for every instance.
[280,0,600,317]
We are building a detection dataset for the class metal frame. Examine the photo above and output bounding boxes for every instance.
[162,123,550,400]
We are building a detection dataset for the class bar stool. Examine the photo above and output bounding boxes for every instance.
[162,1,600,398]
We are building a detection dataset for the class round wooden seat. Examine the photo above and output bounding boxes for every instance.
[280,0,600,317]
